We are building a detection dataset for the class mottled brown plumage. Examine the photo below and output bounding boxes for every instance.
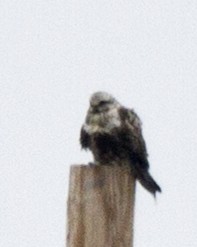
[80,91,161,196]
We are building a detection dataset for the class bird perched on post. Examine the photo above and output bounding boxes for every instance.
[80,91,161,196]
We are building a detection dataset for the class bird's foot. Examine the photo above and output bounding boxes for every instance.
[88,162,96,167]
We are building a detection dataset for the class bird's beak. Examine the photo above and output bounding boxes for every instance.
[90,105,99,113]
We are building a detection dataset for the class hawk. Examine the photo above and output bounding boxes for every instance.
[80,91,161,196]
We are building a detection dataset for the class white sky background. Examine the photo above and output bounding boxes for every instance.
[0,0,197,246]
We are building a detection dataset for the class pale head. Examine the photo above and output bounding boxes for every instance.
[89,91,119,113]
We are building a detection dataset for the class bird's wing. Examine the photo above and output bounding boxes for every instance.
[119,107,149,169]
[80,125,91,150]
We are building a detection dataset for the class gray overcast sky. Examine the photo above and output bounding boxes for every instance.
[0,1,197,246]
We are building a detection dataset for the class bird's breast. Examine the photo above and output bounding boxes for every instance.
[84,108,121,134]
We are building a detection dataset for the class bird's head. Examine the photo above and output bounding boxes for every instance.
[89,91,119,113]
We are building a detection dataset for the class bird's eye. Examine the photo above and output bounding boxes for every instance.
[99,101,108,106]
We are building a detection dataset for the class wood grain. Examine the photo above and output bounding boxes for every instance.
[67,164,135,247]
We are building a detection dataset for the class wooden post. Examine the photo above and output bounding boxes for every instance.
[67,164,135,247]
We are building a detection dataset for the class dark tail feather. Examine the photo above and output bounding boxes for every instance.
[135,167,161,197]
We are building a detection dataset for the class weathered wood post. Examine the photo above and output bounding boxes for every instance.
[67,164,135,247]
